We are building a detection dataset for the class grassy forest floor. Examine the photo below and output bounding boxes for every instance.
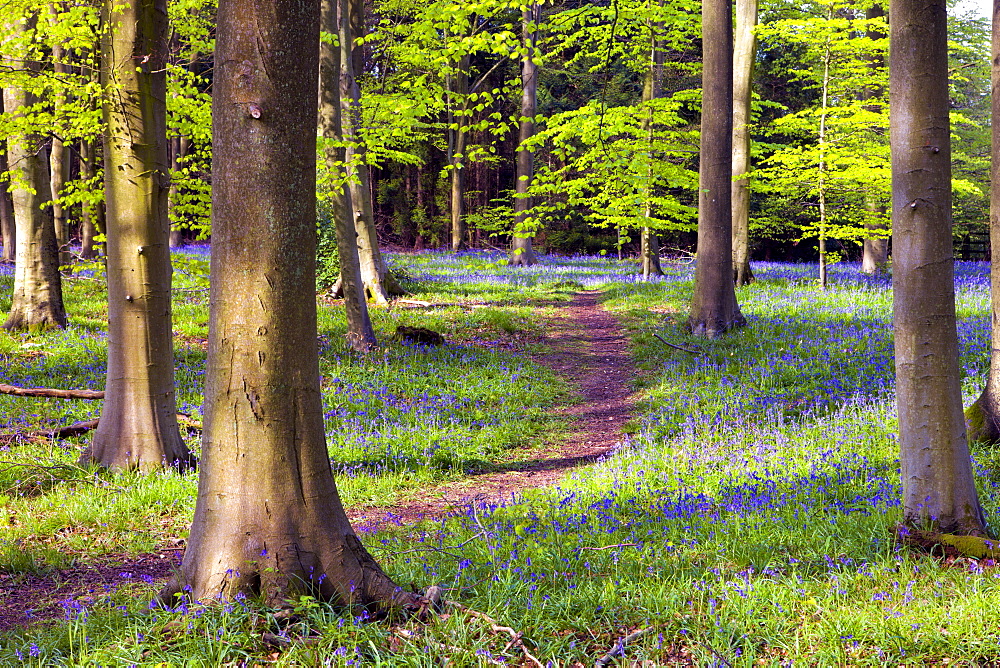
[1,250,1000,665]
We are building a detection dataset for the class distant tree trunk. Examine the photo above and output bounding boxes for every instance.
[160,0,420,608]
[339,0,400,303]
[510,4,539,267]
[167,135,187,248]
[688,0,744,338]
[731,0,756,286]
[817,28,831,290]
[890,0,986,534]
[78,139,98,259]
[81,0,192,471]
[0,93,15,263]
[860,5,889,275]
[320,0,377,351]
[640,0,664,280]
[2,16,67,331]
[449,55,470,253]
[966,1,1000,445]
[50,36,71,267]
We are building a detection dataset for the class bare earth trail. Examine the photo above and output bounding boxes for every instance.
[0,291,637,631]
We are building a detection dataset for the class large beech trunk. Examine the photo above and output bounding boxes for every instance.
[688,0,744,337]
[730,0,756,287]
[890,0,986,534]
[509,5,539,267]
[320,0,377,351]
[162,0,417,607]
[82,0,191,471]
[2,23,67,332]
[339,0,400,303]
[966,2,1000,445]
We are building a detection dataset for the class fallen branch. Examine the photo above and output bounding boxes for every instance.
[446,601,543,668]
[652,333,700,354]
[579,542,639,551]
[0,414,201,448]
[0,384,104,400]
[595,625,655,668]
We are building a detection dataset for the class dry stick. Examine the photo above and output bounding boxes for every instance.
[446,601,544,668]
[579,542,639,551]
[0,414,201,447]
[594,625,655,668]
[0,384,104,399]
[652,333,701,354]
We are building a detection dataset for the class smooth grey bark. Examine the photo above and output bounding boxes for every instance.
[2,16,67,331]
[82,0,192,471]
[0,93,15,263]
[640,0,664,280]
[161,0,418,607]
[510,4,539,267]
[731,0,756,286]
[78,139,98,259]
[320,0,377,351]
[860,5,889,275]
[339,0,401,303]
[890,0,986,534]
[965,0,1000,445]
[448,55,470,252]
[688,0,744,338]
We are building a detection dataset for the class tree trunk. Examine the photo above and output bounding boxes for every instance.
[861,5,889,276]
[509,5,539,267]
[966,1,1000,445]
[449,55,470,252]
[640,3,665,280]
[320,0,377,351]
[50,35,71,267]
[167,135,186,248]
[339,0,399,303]
[0,93,15,263]
[2,16,67,331]
[81,0,192,471]
[688,0,744,338]
[731,0,756,286]
[79,140,98,259]
[817,28,831,290]
[161,0,418,608]
[890,0,986,534]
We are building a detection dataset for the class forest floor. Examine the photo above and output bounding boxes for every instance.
[0,290,635,632]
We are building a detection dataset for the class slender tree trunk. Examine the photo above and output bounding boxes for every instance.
[890,0,986,534]
[966,0,1000,445]
[449,55,470,253]
[78,139,98,259]
[861,5,889,275]
[2,16,67,331]
[81,0,192,471]
[50,36,71,267]
[161,0,419,608]
[0,93,15,264]
[320,0,376,351]
[688,0,744,338]
[510,5,539,267]
[731,0,756,286]
[817,31,831,290]
[640,3,665,280]
[167,135,186,248]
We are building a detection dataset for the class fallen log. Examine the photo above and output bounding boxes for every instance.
[0,384,104,400]
[0,414,202,448]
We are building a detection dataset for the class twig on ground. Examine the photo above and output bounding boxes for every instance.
[446,601,543,668]
[0,413,201,448]
[594,625,655,668]
[0,384,104,399]
[578,542,639,551]
[652,333,700,354]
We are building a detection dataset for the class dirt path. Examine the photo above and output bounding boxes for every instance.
[350,290,636,532]
[0,291,636,631]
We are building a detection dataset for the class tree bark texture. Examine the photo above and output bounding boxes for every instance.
[0,93,15,263]
[163,0,416,607]
[890,0,986,534]
[339,0,399,303]
[2,18,68,331]
[731,0,756,286]
[320,0,377,351]
[510,5,539,267]
[965,0,1000,444]
[688,0,744,338]
[83,0,191,471]
[449,55,470,253]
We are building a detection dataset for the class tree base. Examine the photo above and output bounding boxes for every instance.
[965,395,1000,445]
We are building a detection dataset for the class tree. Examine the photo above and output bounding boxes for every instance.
[731,0,756,286]
[890,0,985,534]
[639,0,666,279]
[2,14,67,331]
[319,0,377,351]
[161,0,419,607]
[965,0,1000,445]
[688,0,744,337]
[0,94,15,263]
[510,4,540,267]
[80,0,193,471]
[860,4,889,275]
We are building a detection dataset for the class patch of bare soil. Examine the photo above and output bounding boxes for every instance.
[350,290,636,532]
[0,290,636,631]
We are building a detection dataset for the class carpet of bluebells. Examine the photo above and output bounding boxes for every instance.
[3,252,1000,665]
